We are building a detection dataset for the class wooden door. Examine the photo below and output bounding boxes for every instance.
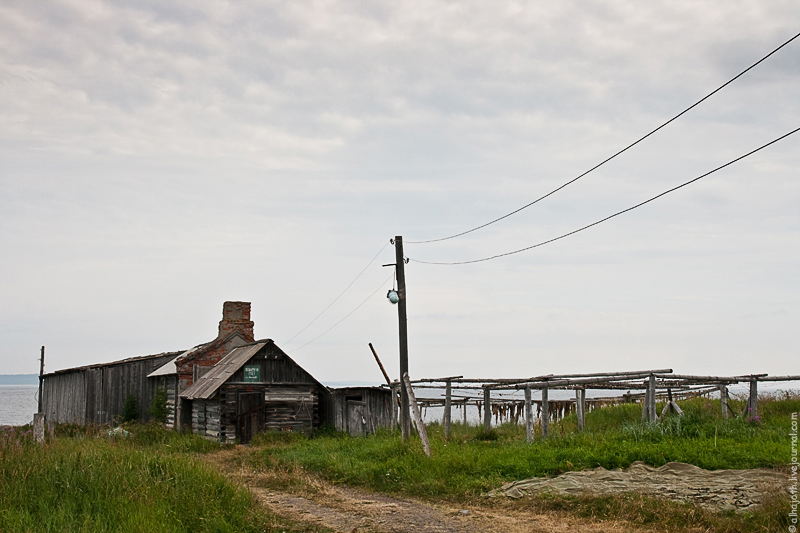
[237,392,264,444]
[346,401,367,436]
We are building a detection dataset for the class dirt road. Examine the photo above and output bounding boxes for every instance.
[205,448,650,533]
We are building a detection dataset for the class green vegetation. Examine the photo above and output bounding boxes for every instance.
[244,393,798,532]
[249,394,795,498]
[121,393,139,423]
[0,423,328,533]
[148,388,169,424]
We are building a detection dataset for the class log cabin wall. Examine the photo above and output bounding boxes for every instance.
[182,341,329,443]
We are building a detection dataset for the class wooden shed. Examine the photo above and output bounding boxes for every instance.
[324,386,395,436]
[180,339,329,443]
[42,351,181,425]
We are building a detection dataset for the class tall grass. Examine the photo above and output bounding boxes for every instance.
[0,423,326,533]
[243,392,798,531]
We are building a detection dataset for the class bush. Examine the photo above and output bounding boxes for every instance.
[121,393,139,423]
[148,388,168,424]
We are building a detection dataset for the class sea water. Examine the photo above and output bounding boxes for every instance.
[0,385,39,426]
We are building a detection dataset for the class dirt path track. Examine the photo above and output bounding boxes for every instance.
[205,448,647,533]
[250,482,642,533]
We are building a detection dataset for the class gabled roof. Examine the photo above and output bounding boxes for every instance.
[180,342,267,400]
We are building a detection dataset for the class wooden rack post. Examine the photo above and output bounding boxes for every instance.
[524,385,533,443]
[748,380,758,419]
[648,374,657,423]
[483,387,492,433]
[390,381,399,428]
[541,386,549,438]
[443,379,452,438]
[576,388,585,431]
[719,385,728,419]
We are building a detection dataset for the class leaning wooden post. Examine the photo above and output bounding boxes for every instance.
[402,373,431,456]
[524,385,533,444]
[576,388,586,431]
[483,386,492,433]
[748,379,758,420]
[641,380,650,423]
[390,381,399,429]
[719,385,728,419]
[443,379,452,438]
[541,386,549,439]
[33,413,45,445]
[648,374,657,423]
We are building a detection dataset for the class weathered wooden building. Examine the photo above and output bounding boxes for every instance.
[42,301,257,427]
[41,350,181,425]
[41,301,398,439]
[180,340,329,443]
[324,386,394,436]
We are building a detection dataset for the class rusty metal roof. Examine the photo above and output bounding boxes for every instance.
[180,342,267,400]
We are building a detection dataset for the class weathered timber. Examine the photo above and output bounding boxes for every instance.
[541,386,549,438]
[390,381,399,428]
[33,413,45,444]
[409,375,464,384]
[369,343,393,385]
[576,388,585,431]
[720,385,729,419]
[395,237,411,441]
[524,386,533,444]
[483,387,492,432]
[403,372,431,457]
[648,374,657,423]
[443,379,452,438]
[748,380,758,419]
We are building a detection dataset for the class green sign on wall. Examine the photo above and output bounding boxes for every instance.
[243,364,260,383]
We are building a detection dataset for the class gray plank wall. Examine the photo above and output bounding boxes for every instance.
[42,353,178,425]
[325,388,393,435]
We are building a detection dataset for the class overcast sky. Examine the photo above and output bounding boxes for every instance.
[1,1,798,385]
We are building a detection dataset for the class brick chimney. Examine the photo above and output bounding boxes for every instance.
[218,301,255,341]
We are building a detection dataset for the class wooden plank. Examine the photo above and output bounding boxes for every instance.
[719,385,728,419]
[576,388,585,431]
[443,379,452,438]
[541,386,549,438]
[403,373,431,457]
[748,380,758,419]
[483,387,491,432]
[648,375,657,423]
[524,386,533,444]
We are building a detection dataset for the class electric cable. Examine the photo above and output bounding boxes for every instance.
[288,273,395,352]
[407,30,800,245]
[283,240,391,345]
[408,126,800,265]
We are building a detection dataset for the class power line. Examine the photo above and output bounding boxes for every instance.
[283,240,391,345]
[288,273,394,352]
[407,30,800,245]
[409,126,800,265]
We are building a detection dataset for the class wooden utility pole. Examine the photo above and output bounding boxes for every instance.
[394,236,411,440]
[37,346,45,413]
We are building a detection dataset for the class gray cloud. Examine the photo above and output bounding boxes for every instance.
[0,0,797,381]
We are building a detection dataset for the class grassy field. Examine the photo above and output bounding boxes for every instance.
[1,393,795,532]
[244,392,798,531]
[0,423,329,533]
